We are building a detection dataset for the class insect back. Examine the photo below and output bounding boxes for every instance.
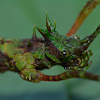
[36,13,100,71]
[36,13,82,70]
[36,14,71,63]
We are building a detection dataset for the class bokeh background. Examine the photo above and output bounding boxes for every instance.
[0,0,100,100]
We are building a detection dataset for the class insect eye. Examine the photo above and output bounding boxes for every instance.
[63,51,66,55]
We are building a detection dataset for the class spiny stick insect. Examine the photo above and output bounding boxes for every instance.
[0,0,100,83]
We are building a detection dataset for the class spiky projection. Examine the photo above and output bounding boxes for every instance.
[0,0,100,83]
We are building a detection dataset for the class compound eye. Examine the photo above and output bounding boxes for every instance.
[63,51,66,55]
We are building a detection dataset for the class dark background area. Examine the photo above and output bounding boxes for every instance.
[0,0,100,100]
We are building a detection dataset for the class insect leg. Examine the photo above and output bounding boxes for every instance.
[67,0,100,37]
[19,68,43,83]
[82,50,92,71]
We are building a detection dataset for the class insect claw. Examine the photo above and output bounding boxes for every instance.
[83,61,92,71]
[26,76,28,80]
[88,50,93,57]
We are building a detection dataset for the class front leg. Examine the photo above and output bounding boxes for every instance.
[19,68,43,83]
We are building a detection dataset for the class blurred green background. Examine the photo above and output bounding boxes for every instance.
[0,0,100,100]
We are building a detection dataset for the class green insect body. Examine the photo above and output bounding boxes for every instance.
[0,0,100,83]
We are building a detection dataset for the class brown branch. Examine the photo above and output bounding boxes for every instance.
[67,0,100,37]
[40,70,100,82]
